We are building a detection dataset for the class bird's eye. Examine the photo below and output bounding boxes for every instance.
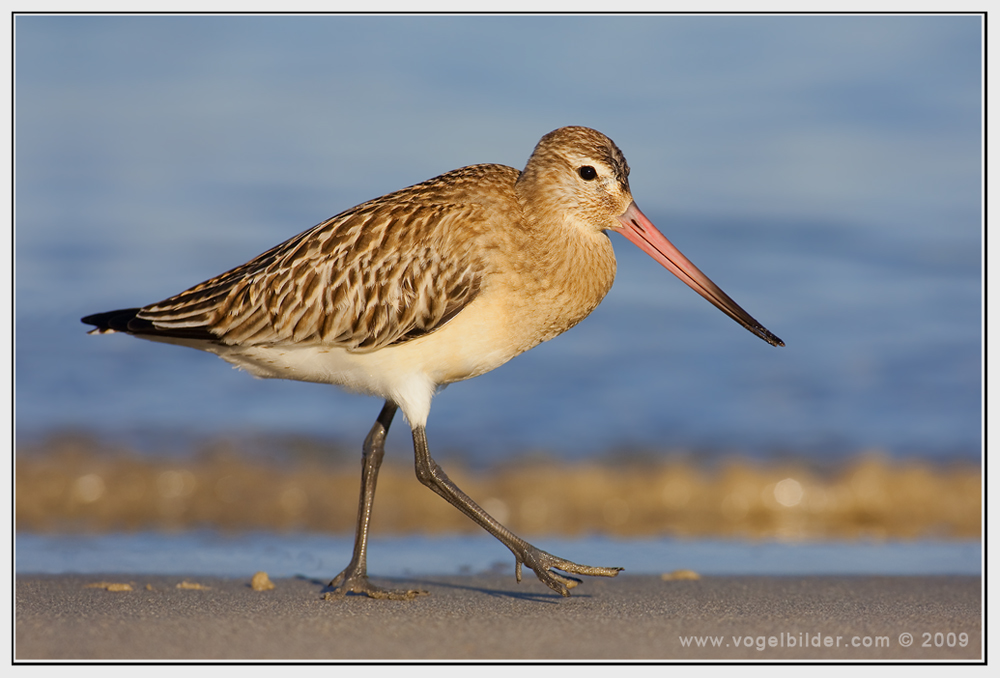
[578,166,597,181]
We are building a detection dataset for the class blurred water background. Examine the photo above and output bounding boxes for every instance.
[13,15,983,577]
[16,533,982,578]
[15,15,981,465]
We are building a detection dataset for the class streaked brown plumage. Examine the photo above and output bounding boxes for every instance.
[83,126,783,599]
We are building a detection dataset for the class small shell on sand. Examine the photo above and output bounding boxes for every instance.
[84,581,133,591]
[251,571,275,591]
[176,580,210,590]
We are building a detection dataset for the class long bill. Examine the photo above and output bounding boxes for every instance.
[615,201,784,347]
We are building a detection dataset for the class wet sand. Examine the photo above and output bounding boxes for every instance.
[16,573,981,660]
[17,435,982,540]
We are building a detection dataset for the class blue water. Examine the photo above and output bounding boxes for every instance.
[14,16,982,466]
[15,533,982,578]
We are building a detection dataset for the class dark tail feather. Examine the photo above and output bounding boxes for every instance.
[82,308,216,340]
[81,308,143,334]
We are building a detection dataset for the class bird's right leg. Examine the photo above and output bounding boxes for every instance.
[411,425,622,596]
[325,401,426,600]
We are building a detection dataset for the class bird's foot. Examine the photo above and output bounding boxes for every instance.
[324,569,427,601]
[515,546,623,596]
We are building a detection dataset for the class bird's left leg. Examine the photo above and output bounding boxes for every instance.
[325,401,427,600]
[411,425,622,596]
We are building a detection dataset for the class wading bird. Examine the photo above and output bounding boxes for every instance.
[83,126,783,598]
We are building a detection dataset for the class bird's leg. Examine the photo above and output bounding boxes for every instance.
[325,401,426,600]
[411,426,622,596]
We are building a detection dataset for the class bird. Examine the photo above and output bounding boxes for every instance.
[82,126,783,599]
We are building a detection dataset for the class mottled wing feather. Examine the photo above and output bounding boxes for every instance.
[134,167,509,351]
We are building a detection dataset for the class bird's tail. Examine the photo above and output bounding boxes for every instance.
[81,308,143,335]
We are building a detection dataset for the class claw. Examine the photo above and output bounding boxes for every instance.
[325,570,427,601]
[515,545,622,596]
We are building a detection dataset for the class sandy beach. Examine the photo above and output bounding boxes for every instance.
[16,439,983,662]
[16,573,981,661]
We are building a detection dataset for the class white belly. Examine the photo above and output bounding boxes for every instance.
[199,297,520,428]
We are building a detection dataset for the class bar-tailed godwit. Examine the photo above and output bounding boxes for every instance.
[83,126,783,598]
